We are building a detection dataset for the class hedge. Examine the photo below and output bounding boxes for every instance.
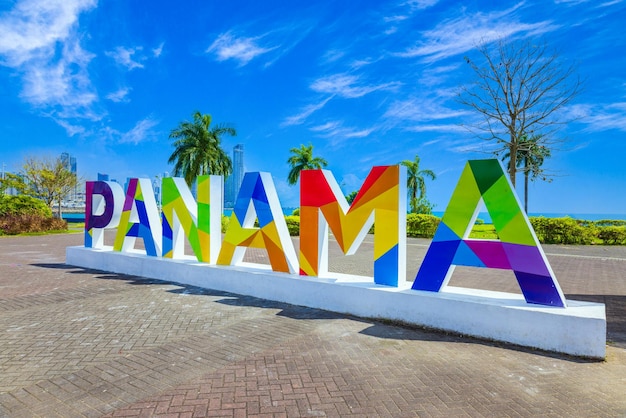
[528,216,596,245]
[0,195,67,235]
[275,214,626,244]
[596,226,626,245]
[406,214,440,238]
[0,195,52,218]
[256,213,442,238]
[0,214,67,235]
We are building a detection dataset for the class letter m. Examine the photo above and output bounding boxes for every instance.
[299,166,406,286]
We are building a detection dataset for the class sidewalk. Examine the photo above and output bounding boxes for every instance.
[1,233,625,417]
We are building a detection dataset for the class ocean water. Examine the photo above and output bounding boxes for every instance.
[432,211,626,224]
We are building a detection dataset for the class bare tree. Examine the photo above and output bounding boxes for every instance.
[458,38,581,187]
[502,134,552,212]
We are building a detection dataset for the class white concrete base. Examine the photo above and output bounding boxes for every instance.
[66,246,606,359]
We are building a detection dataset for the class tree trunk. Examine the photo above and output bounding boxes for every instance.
[524,159,529,213]
[509,139,517,187]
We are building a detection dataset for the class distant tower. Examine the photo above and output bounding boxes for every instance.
[60,152,77,175]
[60,152,78,200]
[225,144,244,207]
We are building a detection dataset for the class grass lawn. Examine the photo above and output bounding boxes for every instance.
[468,224,498,239]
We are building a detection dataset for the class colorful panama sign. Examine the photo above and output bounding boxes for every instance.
[84,159,566,308]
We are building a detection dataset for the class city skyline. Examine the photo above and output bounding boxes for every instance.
[1,1,625,215]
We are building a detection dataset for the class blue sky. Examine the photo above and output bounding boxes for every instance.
[1,0,625,214]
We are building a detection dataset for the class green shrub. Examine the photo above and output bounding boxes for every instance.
[221,214,230,233]
[284,215,300,236]
[468,224,498,239]
[529,216,596,245]
[291,208,300,216]
[0,214,67,235]
[594,219,626,227]
[406,214,440,238]
[0,195,52,218]
[0,195,66,235]
[597,226,626,245]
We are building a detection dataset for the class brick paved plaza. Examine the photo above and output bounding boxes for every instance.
[1,233,625,417]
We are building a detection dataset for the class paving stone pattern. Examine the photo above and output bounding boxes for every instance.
[0,233,625,417]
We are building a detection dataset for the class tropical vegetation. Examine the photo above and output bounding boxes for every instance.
[0,194,67,235]
[502,134,552,212]
[400,154,436,214]
[168,111,236,186]
[286,143,327,185]
[459,38,580,188]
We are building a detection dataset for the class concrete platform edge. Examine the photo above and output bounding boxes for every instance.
[66,246,607,359]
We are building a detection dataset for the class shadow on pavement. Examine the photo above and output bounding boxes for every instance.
[358,322,603,363]
[31,263,620,358]
[31,262,343,321]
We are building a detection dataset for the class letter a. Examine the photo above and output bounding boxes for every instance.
[412,159,566,307]
[217,172,297,273]
[113,178,162,257]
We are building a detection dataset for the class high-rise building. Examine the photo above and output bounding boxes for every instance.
[60,152,77,175]
[225,144,244,207]
[60,152,78,201]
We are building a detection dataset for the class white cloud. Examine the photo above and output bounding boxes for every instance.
[567,103,626,132]
[0,0,96,65]
[310,119,376,146]
[106,87,131,103]
[397,4,559,63]
[350,57,380,69]
[207,31,275,66]
[310,121,342,132]
[406,123,467,133]
[311,73,400,98]
[0,0,98,125]
[105,46,145,70]
[55,119,86,136]
[118,117,160,144]
[382,0,439,34]
[554,0,589,4]
[281,96,333,127]
[597,0,622,6]
[20,39,96,109]
[405,0,440,10]
[339,173,363,193]
[321,49,345,64]
[152,42,164,58]
[418,63,461,86]
[384,95,470,122]
[384,15,409,23]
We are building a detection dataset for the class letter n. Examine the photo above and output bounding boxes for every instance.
[113,178,162,257]
[161,175,222,263]
[217,172,297,273]
[412,159,566,307]
[300,165,406,286]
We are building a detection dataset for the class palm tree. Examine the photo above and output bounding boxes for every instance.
[502,134,551,213]
[400,154,436,214]
[168,111,236,186]
[287,143,328,185]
